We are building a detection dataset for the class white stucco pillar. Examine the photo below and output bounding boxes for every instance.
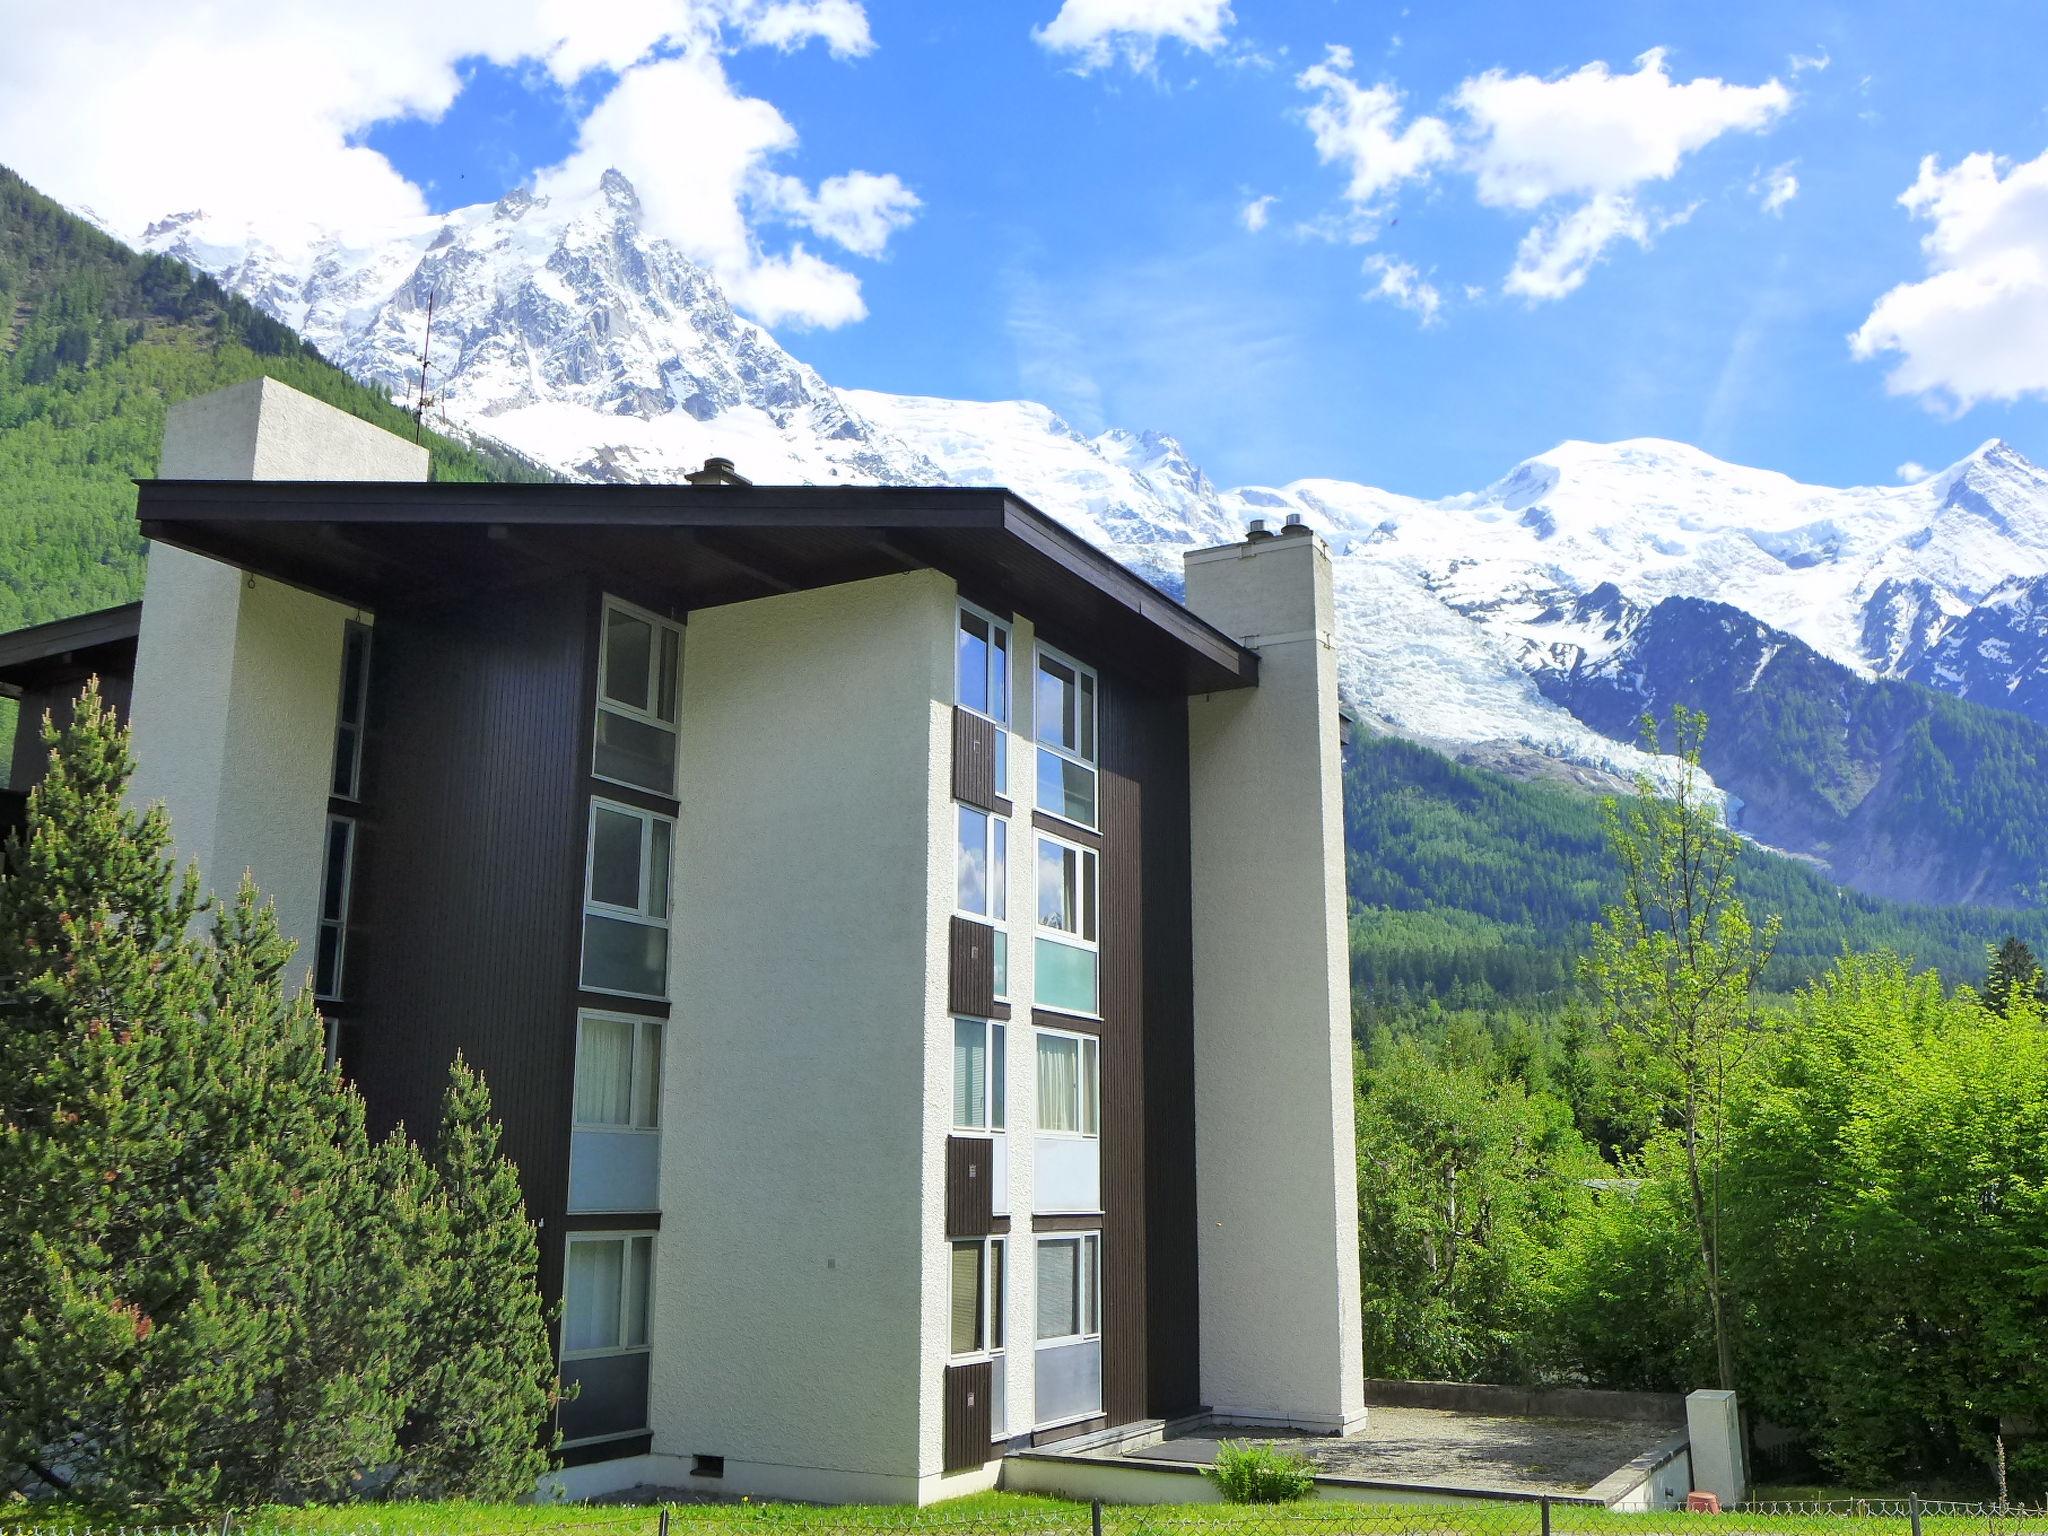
[1182,519,1368,1435]
[129,377,427,971]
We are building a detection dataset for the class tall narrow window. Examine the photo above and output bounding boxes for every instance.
[956,804,1009,998]
[314,814,355,1003]
[950,1235,1007,1359]
[1035,834,1098,1016]
[594,598,683,796]
[1034,647,1096,829]
[581,800,674,999]
[953,1016,1007,1131]
[560,1232,654,1444]
[331,622,372,800]
[957,604,1011,794]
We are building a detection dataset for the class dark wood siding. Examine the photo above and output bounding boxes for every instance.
[346,580,594,1311]
[948,915,997,1017]
[943,1360,993,1471]
[951,707,1002,812]
[946,1135,995,1237]
[1093,669,1201,1425]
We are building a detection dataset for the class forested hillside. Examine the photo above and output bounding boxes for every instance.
[1344,729,2048,1013]
[0,164,545,638]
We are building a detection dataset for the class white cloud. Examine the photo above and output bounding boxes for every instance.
[1455,48,1791,210]
[1504,193,1651,300]
[1897,461,1932,483]
[1295,46,1454,208]
[1,0,906,330]
[1754,162,1800,215]
[1851,148,2048,411]
[1241,193,1277,232]
[1033,0,1233,75]
[1789,48,1831,75]
[1362,254,1442,324]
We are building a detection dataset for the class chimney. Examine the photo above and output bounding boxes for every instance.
[1244,516,1274,542]
[1176,517,1367,1437]
[685,457,752,487]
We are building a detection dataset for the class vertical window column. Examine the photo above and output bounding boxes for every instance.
[316,620,373,1067]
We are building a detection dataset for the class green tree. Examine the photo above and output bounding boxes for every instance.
[1582,706,1779,1393]
[1981,935,2043,1016]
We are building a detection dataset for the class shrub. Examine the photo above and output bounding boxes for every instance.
[1207,1440,1317,1503]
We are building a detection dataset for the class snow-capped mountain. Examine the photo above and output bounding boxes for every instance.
[141,170,2048,892]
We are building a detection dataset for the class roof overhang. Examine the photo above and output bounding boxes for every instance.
[0,602,141,693]
[134,480,1258,695]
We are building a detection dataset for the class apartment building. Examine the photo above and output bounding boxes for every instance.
[0,377,1366,1503]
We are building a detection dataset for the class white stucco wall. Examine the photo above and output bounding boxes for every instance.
[647,569,958,1504]
[129,377,424,979]
[1182,529,1368,1434]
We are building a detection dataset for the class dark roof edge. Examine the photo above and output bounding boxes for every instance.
[0,602,143,676]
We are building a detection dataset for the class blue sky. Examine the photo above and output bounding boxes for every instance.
[10,0,2048,495]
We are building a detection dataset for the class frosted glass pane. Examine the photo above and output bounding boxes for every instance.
[993,930,1009,1000]
[1036,937,1097,1016]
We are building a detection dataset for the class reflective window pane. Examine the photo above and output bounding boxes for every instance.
[582,914,668,996]
[957,612,990,716]
[957,806,989,915]
[656,628,681,723]
[1036,749,1097,827]
[589,808,643,909]
[595,708,676,794]
[648,818,672,920]
[603,609,654,710]
[624,1235,653,1348]
[635,1021,663,1128]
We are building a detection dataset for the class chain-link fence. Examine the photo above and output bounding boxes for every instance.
[7,1498,2048,1536]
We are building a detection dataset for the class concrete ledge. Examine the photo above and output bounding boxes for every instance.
[1364,1379,1685,1426]
[1587,1433,1692,1511]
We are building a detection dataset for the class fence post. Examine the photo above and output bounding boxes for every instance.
[1910,1491,1922,1536]
[1540,1495,1552,1536]
[1092,1499,1104,1536]
[660,1509,672,1536]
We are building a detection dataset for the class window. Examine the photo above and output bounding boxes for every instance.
[581,800,673,998]
[953,1017,1007,1131]
[1034,1234,1100,1344]
[950,1235,1007,1359]
[1034,834,1098,1016]
[1034,648,1096,829]
[957,604,1011,794]
[1035,1030,1099,1137]
[331,622,372,800]
[594,598,682,795]
[560,1232,654,1444]
[314,814,355,1003]
[575,1013,664,1129]
[956,804,1009,998]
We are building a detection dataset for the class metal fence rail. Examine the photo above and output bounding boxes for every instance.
[7,1497,2048,1536]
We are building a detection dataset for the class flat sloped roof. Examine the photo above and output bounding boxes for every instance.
[0,602,142,691]
[134,480,1257,695]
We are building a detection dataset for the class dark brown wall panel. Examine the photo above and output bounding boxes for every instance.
[951,706,1001,812]
[948,914,997,1016]
[943,1360,993,1471]
[1094,669,1200,1427]
[946,1135,995,1237]
[346,580,593,1310]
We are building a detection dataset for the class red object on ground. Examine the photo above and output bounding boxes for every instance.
[1687,1493,1722,1514]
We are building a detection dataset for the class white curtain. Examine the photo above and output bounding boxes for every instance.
[1037,1035,1079,1133]
[565,1240,623,1352]
[576,1016,635,1125]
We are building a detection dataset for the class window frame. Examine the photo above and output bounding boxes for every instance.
[573,1010,664,1133]
[330,620,372,802]
[1032,643,1098,833]
[313,813,355,1004]
[956,803,1010,1001]
[593,595,684,798]
[580,798,675,1001]
[560,1230,656,1362]
[956,601,1012,795]
[1033,1025,1100,1140]
[948,1234,1008,1363]
[952,1015,1007,1133]
[1032,1231,1101,1348]
[1034,830,1099,1019]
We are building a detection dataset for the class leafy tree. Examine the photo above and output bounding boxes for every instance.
[1581,707,1779,1393]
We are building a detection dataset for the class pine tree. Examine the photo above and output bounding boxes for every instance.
[388,1055,559,1499]
[1983,936,2044,1017]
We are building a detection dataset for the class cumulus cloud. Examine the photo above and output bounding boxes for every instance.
[1241,194,1278,232]
[1897,461,1932,483]
[1,0,906,330]
[1292,44,1791,305]
[1033,0,1233,75]
[1362,254,1442,324]
[1296,46,1454,208]
[1851,148,2048,412]
[1754,162,1800,215]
